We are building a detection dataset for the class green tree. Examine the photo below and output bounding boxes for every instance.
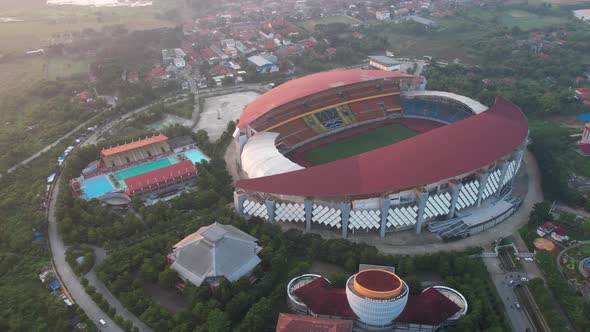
[206,308,230,332]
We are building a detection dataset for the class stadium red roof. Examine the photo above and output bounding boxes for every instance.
[124,160,197,192]
[238,69,415,129]
[276,313,353,332]
[237,97,528,197]
[396,288,462,326]
[101,134,168,157]
[292,278,355,318]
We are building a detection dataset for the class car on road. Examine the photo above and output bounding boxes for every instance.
[99,319,107,327]
[514,302,521,310]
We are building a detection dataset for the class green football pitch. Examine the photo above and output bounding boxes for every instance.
[303,124,416,165]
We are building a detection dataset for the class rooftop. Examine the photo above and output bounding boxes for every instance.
[396,288,462,326]
[124,160,197,193]
[167,136,196,150]
[101,134,168,157]
[237,97,527,197]
[369,55,400,65]
[169,222,261,286]
[292,277,355,318]
[238,69,415,129]
[276,313,353,332]
[353,270,402,299]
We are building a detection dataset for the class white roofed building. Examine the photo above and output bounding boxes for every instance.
[168,222,262,286]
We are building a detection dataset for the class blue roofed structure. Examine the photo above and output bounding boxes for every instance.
[579,112,590,123]
[49,280,60,291]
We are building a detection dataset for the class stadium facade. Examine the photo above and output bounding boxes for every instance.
[233,69,529,239]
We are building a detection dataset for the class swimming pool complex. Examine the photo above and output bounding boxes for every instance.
[113,157,178,181]
[184,149,209,164]
[81,149,208,199]
[81,175,115,199]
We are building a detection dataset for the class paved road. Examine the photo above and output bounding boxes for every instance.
[48,182,122,332]
[87,247,153,332]
[82,96,189,147]
[554,203,590,219]
[484,258,534,332]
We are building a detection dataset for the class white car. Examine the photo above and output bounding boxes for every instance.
[99,319,107,327]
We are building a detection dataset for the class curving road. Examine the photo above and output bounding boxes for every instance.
[48,181,123,332]
[86,247,153,332]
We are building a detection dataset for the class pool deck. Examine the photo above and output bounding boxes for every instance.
[79,149,208,200]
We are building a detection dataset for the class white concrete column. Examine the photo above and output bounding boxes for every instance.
[379,197,390,238]
[447,182,462,218]
[341,203,350,239]
[304,199,313,232]
[477,173,489,207]
[233,191,246,215]
[495,161,509,198]
[265,199,275,223]
[415,191,429,235]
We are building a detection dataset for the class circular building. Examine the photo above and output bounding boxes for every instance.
[427,286,468,321]
[286,274,325,315]
[233,69,528,240]
[345,269,409,329]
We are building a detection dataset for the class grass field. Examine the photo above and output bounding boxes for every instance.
[303,124,416,165]
[47,58,90,80]
[498,9,568,30]
[301,15,362,31]
[0,0,178,96]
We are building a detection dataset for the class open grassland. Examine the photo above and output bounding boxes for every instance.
[499,9,569,30]
[47,58,90,80]
[0,8,173,54]
[0,1,178,96]
[0,57,46,96]
[302,15,362,31]
[304,124,416,165]
[382,5,573,63]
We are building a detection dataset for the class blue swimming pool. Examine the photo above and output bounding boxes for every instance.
[81,175,115,199]
[184,149,208,164]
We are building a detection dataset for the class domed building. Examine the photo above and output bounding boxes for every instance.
[346,269,409,329]
[285,266,468,332]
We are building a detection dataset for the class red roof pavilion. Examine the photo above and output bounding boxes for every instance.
[101,134,168,157]
[292,278,355,318]
[276,313,353,332]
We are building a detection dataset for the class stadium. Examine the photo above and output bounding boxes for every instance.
[233,69,529,239]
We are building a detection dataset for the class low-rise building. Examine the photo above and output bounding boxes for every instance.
[369,56,401,71]
[551,227,570,242]
[168,222,262,287]
[536,222,556,237]
[276,313,353,332]
[162,48,186,67]
[376,10,391,21]
[248,55,275,73]
[577,123,590,155]
[408,15,439,29]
